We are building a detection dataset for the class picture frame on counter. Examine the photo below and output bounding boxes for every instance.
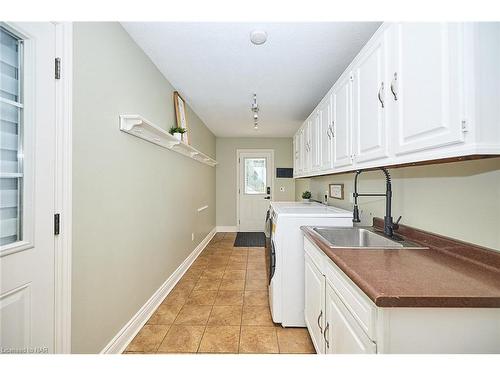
[329,183,344,200]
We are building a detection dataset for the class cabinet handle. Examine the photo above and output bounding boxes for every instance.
[378,82,385,108]
[317,310,323,334]
[390,72,398,101]
[323,322,330,349]
[327,128,331,140]
[330,122,335,138]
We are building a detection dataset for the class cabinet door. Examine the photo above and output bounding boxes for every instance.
[311,114,321,171]
[293,131,302,175]
[389,23,466,156]
[304,254,325,354]
[325,282,376,354]
[320,95,334,170]
[333,74,353,168]
[352,32,389,164]
[303,119,313,173]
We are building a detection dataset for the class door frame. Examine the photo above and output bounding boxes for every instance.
[53,22,73,353]
[236,149,274,232]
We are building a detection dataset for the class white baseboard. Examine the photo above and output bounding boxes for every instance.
[100,228,216,354]
[216,226,238,232]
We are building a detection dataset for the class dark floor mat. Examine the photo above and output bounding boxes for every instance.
[234,232,266,247]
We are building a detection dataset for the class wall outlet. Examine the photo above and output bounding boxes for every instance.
[280,186,285,192]
[191,233,194,241]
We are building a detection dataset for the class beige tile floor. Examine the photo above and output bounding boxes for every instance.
[123,232,315,354]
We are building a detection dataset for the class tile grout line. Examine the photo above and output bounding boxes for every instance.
[155,271,202,353]
[196,239,229,354]
[237,252,249,354]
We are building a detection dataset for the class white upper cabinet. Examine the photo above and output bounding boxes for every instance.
[303,118,312,172]
[293,23,500,178]
[311,113,321,171]
[333,74,353,168]
[389,23,466,156]
[294,130,303,175]
[319,95,334,170]
[352,31,389,164]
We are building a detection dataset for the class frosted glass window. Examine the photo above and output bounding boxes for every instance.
[0,26,23,246]
[244,158,266,194]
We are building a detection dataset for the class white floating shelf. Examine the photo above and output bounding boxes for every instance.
[119,115,217,167]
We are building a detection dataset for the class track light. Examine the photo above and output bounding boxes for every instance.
[251,93,260,130]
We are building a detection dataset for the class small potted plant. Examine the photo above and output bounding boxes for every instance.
[302,191,312,202]
[169,126,187,142]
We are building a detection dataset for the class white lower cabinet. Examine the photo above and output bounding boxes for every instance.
[304,253,326,353]
[305,245,376,354]
[303,237,500,354]
[325,282,376,354]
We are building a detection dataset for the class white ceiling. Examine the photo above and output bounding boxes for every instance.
[122,22,381,137]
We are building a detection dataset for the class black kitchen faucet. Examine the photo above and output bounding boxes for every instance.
[352,167,401,237]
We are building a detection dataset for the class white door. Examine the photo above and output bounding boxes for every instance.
[325,282,376,354]
[304,254,324,354]
[238,151,273,232]
[333,74,353,168]
[1,23,57,353]
[389,23,466,156]
[352,33,389,164]
[319,95,333,170]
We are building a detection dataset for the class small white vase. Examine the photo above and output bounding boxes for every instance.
[173,133,182,141]
[302,198,310,202]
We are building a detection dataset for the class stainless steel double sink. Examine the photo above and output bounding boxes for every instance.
[313,227,428,250]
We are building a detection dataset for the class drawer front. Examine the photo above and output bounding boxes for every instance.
[304,237,324,270]
[324,257,377,340]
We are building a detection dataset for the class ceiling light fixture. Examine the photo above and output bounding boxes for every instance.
[250,30,268,45]
[251,93,260,131]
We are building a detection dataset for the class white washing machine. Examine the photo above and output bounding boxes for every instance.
[268,202,353,327]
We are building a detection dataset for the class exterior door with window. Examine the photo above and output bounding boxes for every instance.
[1,23,57,353]
[238,151,273,232]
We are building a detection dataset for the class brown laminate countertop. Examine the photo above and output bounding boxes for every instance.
[301,219,500,308]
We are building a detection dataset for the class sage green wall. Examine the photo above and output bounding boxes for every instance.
[72,22,216,353]
[295,178,311,201]
[297,158,500,251]
[216,138,295,227]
